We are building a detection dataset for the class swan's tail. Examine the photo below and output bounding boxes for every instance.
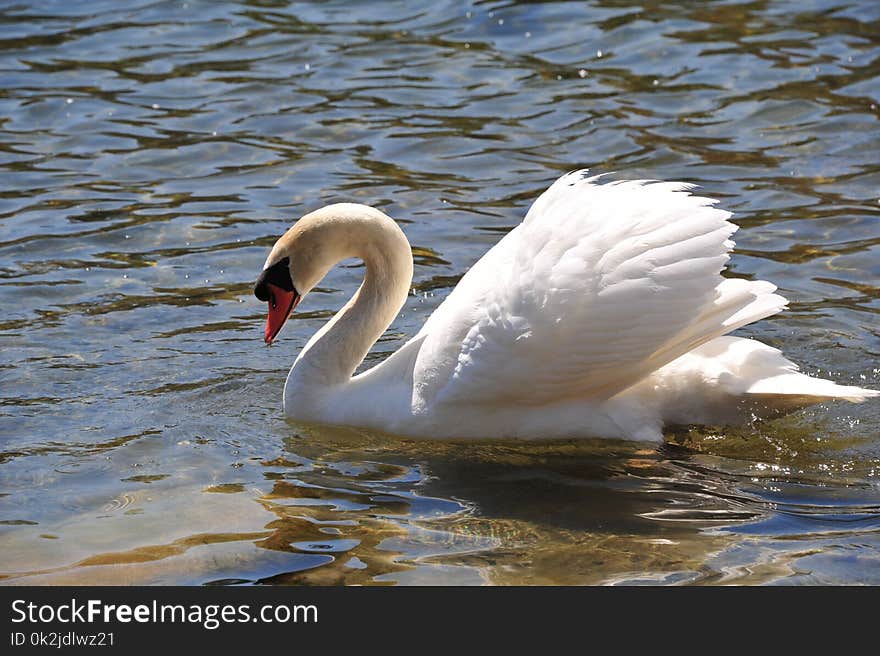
[744,364,879,410]
[644,278,878,420]
[650,336,879,425]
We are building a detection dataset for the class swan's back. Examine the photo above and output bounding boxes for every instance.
[410,170,786,408]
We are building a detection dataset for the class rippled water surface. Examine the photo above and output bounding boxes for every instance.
[1,0,879,585]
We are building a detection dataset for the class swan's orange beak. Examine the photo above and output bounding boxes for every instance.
[264,283,300,344]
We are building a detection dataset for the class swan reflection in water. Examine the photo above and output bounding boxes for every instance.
[4,414,877,585]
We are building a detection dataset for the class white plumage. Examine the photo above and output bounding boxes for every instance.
[414,172,780,405]
[259,170,878,441]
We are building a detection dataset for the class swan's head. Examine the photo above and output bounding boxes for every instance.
[254,203,399,344]
[254,253,301,345]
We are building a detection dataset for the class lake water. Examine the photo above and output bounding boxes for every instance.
[1,0,879,585]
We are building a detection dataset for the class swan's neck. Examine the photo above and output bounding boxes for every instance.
[284,207,413,412]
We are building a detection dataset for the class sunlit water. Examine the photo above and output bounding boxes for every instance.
[1,0,879,585]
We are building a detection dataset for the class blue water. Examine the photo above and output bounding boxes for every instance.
[1,0,878,585]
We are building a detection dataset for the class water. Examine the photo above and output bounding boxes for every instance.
[1,0,879,585]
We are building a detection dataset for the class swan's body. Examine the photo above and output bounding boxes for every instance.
[255,171,877,441]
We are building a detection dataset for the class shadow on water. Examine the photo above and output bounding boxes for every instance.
[4,413,879,585]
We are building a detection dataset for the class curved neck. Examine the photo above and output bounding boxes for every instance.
[285,207,413,400]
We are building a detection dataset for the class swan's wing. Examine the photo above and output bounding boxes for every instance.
[411,170,786,409]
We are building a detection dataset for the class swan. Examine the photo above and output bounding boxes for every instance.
[253,170,877,441]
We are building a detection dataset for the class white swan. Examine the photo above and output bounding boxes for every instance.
[254,171,877,441]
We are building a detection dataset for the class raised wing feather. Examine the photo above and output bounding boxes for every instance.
[410,170,784,409]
